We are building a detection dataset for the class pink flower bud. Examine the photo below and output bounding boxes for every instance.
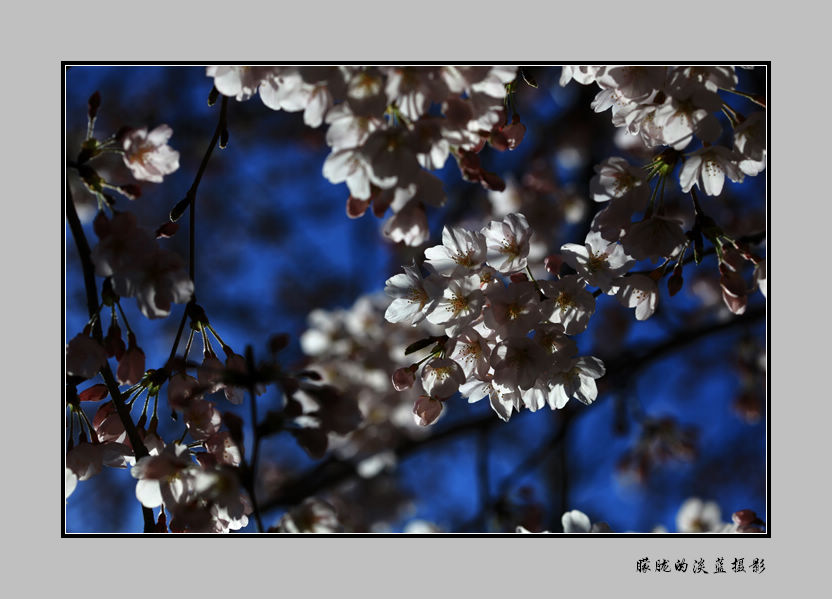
[79,384,109,403]
[117,334,145,386]
[104,321,126,360]
[732,509,763,528]
[392,365,417,391]
[413,396,443,426]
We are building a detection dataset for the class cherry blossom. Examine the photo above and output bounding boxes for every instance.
[679,145,745,196]
[548,356,606,407]
[413,396,444,426]
[421,357,466,399]
[122,125,180,183]
[562,509,612,533]
[206,65,276,101]
[446,328,493,379]
[275,498,343,533]
[66,334,107,379]
[676,497,729,532]
[621,215,687,263]
[482,280,541,338]
[539,276,596,335]
[491,337,549,390]
[424,225,487,276]
[734,111,767,176]
[589,157,650,205]
[561,231,635,292]
[383,263,441,325]
[615,274,659,320]
[483,213,532,273]
[425,273,486,335]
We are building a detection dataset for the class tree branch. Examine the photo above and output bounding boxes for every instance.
[65,181,155,533]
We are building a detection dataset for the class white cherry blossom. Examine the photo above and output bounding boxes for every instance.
[421,357,466,399]
[122,125,180,183]
[615,274,659,320]
[548,356,606,407]
[733,112,766,176]
[446,328,493,379]
[206,66,276,101]
[539,276,596,335]
[561,231,635,292]
[424,225,487,276]
[484,213,532,273]
[482,280,541,338]
[490,337,549,391]
[383,263,441,325]
[679,145,745,196]
[425,274,486,336]
[589,157,649,204]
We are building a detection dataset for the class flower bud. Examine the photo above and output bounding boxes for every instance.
[170,193,193,222]
[668,270,683,296]
[413,396,443,426]
[155,221,179,238]
[87,91,101,119]
[732,509,763,528]
[79,384,109,403]
[392,364,417,391]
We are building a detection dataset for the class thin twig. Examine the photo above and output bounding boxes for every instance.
[168,95,229,362]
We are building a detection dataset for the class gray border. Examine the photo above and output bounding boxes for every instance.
[27,0,819,594]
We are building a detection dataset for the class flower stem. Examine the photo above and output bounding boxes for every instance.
[168,95,229,362]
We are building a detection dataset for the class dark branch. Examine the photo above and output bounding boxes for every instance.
[66,181,155,533]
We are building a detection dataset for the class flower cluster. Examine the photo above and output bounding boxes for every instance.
[560,66,765,197]
[207,66,524,245]
[516,501,764,534]
[385,213,612,424]
[300,294,440,471]
[130,438,252,533]
[90,211,193,319]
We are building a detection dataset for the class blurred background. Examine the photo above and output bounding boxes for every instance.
[65,65,766,533]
